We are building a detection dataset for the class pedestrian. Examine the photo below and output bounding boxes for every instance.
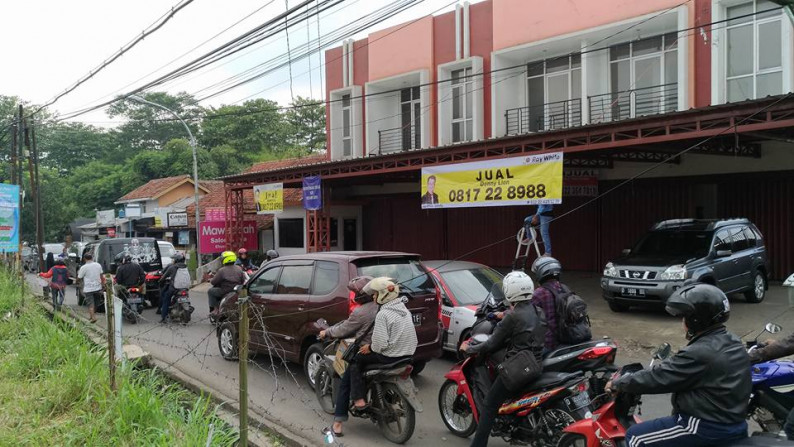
[77,253,105,323]
[39,259,69,310]
[523,204,553,256]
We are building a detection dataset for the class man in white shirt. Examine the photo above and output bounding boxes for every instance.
[77,253,105,323]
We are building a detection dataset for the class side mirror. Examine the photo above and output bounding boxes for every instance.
[442,297,453,307]
[68,253,78,260]
[715,250,732,258]
[233,284,243,292]
[652,343,672,360]
[621,248,631,256]
[765,323,782,334]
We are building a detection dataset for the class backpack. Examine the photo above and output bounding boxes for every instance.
[544,284,592,345]
[172,267,191,290]
[51,266,69,287]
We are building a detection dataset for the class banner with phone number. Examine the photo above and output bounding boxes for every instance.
[420,152,563,209]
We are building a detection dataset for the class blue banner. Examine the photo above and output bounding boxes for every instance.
[302,176,322,210]
[0,184,20,253]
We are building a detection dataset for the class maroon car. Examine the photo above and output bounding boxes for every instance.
[216,251,443,388]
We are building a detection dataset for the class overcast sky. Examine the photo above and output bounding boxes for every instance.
[1,0,458,126]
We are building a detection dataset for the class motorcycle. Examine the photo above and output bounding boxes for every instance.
[312,319,422,444]
[558,342,794,447]
[122,285,144,324]
[439,332,591,445]
[747,323,794,437]
[168,288,194,324]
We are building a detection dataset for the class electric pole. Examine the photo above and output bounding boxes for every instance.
[24,121,43,272]
[32,124,44,272]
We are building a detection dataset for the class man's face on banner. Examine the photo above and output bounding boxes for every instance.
[427,177,436,194]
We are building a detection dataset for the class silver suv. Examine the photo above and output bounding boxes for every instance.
[601,219,768,312]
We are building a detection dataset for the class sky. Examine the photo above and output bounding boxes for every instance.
[0,0,459,127]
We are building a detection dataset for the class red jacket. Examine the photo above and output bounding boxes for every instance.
[40,265,69,289]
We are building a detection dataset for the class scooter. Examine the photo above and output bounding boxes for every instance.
[312,319,423,445]
[747,323,794,437]
[168,288,194,324]
[558,343,794,447]
[121,286,144,324]
[438,333,592,445]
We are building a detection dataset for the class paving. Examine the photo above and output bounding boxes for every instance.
[30,272,792,446]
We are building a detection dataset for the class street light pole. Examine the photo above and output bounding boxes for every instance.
[128,95,202,273]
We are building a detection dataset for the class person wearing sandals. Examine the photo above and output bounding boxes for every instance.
[77,253,105,323]
[320,276,378,438]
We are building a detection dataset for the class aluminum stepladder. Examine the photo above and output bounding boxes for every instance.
[513,226,542,271]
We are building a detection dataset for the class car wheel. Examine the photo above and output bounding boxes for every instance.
[608,301,629,312]
[304,343,325,390]
[744,271,766,304]
[218,322,239,360]
[410,360,426,377]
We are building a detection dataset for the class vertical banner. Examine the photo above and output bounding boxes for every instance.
[254,183,284,214]
[302,176,322,210]
[0,184,20,252]
[420,152,564,209]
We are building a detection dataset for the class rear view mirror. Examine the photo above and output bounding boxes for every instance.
[233,285,243,292]
[715,250,732,258]
[622,248,631,256]
[652,343,671,360]
[765,323,782,334]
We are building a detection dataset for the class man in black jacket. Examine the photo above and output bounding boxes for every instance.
[606,283,750,446]
[158,253,186,323]
[750,329,794,440]
[114,255,145,299]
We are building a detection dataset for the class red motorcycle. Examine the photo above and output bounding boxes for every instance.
[439,334,592,445]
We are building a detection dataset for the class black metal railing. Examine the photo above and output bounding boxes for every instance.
[588,83,677,124]
[377,124,420,154]
[505,98,582,135]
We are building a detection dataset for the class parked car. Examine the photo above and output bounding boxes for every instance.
[601,218,768,312]
[158,241,177,267]
[423,260,504,355]
[215,251,443,388]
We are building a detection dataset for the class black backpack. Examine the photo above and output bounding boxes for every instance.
[543,284,592,345]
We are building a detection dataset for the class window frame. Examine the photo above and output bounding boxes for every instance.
[341,94,353,157]
[274,263,315,295]
[451,67,474,143]
[249,265,282,295]
[525,53,583,131]
[311,260,340,296]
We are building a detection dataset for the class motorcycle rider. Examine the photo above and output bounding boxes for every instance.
[114,255,146,301]
[749,329,794,440]
[460,271,545,447]
[208,251,246,317]
[605,283,751,446]
[319,276,378,437]
[235,248,255,271]
[530,256,567,353]
[158,252,187,323]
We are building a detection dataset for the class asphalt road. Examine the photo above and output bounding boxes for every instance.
[34,273,789,446]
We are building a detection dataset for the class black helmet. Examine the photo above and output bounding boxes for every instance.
[122,255,132,264]
[348,275,374,304]
[173,252,185,264]
[665,283,730,340]
[266,249,279,260]
[531,256,562,282]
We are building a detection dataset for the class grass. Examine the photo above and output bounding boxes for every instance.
[0,267,239,446]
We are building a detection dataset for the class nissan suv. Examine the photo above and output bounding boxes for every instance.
[215,251,443,389]
[601,219,768,312]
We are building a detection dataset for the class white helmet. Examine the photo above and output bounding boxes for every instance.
[502,271,535,303]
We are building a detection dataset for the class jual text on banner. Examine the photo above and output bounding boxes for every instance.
[254,183,284,214]
[420,152,563,209]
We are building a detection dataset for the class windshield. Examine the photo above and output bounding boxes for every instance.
[440,267,503,305]
[43,244,64,254]
[159,242,176,257]
[354,258,435,294]
[108,240,160,265]
[632,230,713,258]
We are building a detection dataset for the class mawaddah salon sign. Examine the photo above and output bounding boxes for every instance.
[198,221,257,254]
[420,152,563,209]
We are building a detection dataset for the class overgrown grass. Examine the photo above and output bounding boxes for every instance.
[0,269,239,446]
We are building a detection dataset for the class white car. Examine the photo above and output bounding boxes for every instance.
[158,241,177,267]
[424,260,504,355]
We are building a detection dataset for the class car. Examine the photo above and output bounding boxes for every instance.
[601,218,768,312]
[423,260,503,356]
[215,251,443,389]
[158,241,177,267]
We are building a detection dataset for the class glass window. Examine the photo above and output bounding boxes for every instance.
[611,43,630,61]
[354,258,435,295]
[730,227,750,252]
[451,67,473,143]
[757,0,780,19]
[727,25,753,77]
[633,36,663,56]
[728,77,754,102]
[312,261,340,295]
[632,231,713,258]
[728,2,754,23]
[743,227,758,247]
[276,265,313,295]
[342,94,351,108]
[713,230,732,252]
[758,21,782,70]
[250,266,280,295]
[439,268,503,305]
[757,72,783,97]
[278,218,304,248]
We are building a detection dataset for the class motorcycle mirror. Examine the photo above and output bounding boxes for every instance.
[316,318,328,327]
[765,323,782,334]
[233,284,243,292]
[652,343,671,361]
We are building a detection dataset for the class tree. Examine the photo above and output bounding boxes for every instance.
[129,138,219,181]
[284,96,326,151]
[200,98,287,155]
[36,122,116,173]
[107,91,204,152]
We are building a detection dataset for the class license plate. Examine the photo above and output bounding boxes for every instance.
[566,392,591,411]
[621,287,646,297]
[412,313,422,326]
[177,297,189,303]
[128,296,142,304]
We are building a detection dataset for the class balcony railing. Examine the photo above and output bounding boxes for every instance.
[505,98,582,135]
[589,83,677,124]
[377,124,420,155]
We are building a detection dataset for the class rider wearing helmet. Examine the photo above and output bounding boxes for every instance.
[606,283,751,447]
[208,251,246,316]
[320,276,378,437]
[114,254,146,303]
[235,248,255,271]
[158,252,187,322]
[749,330,794,440]
[266,249,279,262]
[461,271,546,447]
[530,256,590,352]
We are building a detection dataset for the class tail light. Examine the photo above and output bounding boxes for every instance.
[348,290,359,315]
[436,286,442,323]
[578,346,614,360]
[568,380,589,394]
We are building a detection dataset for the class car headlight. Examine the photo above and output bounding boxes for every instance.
[660,265,687,281]
[603,262,618,278]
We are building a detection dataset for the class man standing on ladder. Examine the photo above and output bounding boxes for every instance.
[524,204,553,257]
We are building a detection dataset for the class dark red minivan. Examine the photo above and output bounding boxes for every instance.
[216,251,443,388]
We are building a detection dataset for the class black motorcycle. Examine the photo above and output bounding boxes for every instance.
[168,288,194,324]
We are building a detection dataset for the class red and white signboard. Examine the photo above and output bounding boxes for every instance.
[199,221,257,254]
[205,208,227,222]
[563,169,599,197]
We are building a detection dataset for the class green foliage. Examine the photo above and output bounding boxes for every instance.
[201,98,286,154]
[284,96,326,151]
[37,122,117,172]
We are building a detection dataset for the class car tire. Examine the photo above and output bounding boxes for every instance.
[304,343,325,390]
[218,322,239,361]
[608,301,629,312]
[744,270,766,304]
[410,360,426,377]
